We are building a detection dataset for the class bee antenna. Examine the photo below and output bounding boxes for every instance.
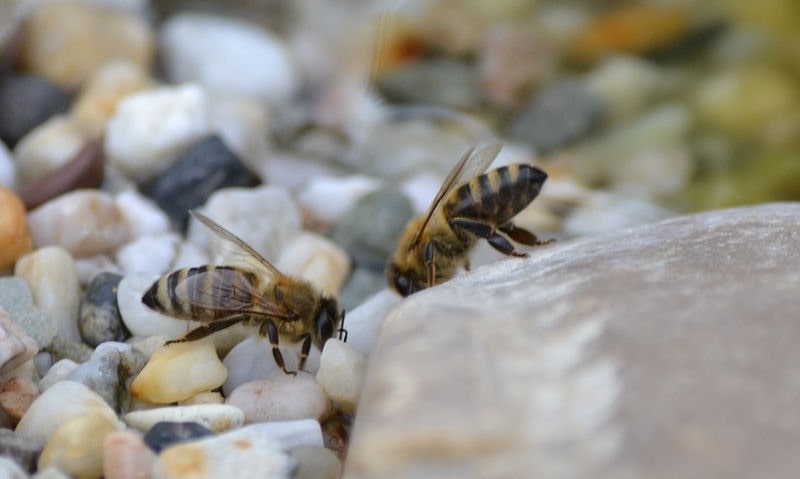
[337,310,348,342]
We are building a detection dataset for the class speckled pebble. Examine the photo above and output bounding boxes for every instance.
[14,246,81,343]
[125,404,244,433]
[46,336,93,363]
[0,186,32,270]
[0,306,38,376]
[117,273,200,338]
[0,427,43,474]
[143,421,214,453]
[38,411,123,479]
[316,339,366,414]
[0,74,70,147]
[276,232,351,296]
[27,189,130,257]
[226,372,330,423]
[0,278,56,349]
[66,351,123,411]
[103,430,156,479]
[79,272,128,347]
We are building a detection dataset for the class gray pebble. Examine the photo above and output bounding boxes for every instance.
[66,352,122,411]
[0,74,70,147]
[377,59,482,110]
[78,272,128,347]
[46,336,92,363]
[143,421,214,453]
[0,427,44,474]
[338,267,387,312]
[0,278,56,348]
[331,189,414,270]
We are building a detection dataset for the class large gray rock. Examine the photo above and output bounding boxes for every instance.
[344,203,800,479]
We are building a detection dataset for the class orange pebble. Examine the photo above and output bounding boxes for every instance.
[0,186,33,270]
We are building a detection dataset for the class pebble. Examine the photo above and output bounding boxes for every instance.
[115,190,172,239]
[316,339,366,414]
[70,60,153,136]
[115,233,181,276]
[377,58,482,110]
[130,340,228,404]
[19,0,155,88]
[331,189,414,270]
[0,186,32,270]
[152,423,296,479]
[222,337,322,395]
[125,404,244,433]
[74,254,121,286]
[296,174,383,225]
[105,84,212,183]
[275,232,351,296]
[38,359,79,392]
[509,80,607,154]
[0,306,38,376]
[188,185,302,263]
[27,189,131,257]
[141,135,260,230]
[340,289,401,356]
[170,240,210,270]
[47,336,93,363]
[178,391,224,406]
[320,412,350,458]
[0,427,44,474]
[207,93,271,170]
[0,74,71,147]
[289,445,341,479]
[33,466,71,479]
[16,381,119,444]
[250,420,324,449]
[79,272,128,347]
[0,376,39,422]
[116,273,200,338]
[0,139,15,188]
[0,278,56,349]
[38,411,122,479]
[66,351,123,411]
[160,13,297,106]
[338,266,387,312]
[14,246,82,343]
[103,430,156,479]
[143,421,214,453]
[0,456,27,479]
[17,139,105,210]
[225,372,330,423]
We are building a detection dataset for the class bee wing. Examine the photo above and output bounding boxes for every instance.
[411,142,503,248]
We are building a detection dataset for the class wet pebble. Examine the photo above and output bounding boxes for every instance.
[160,13,297,105]
[125,404,244,433]
[116,273,200,338]
[38,411,122,479]
[115,190,171,239]
[275,232,351,296]
[316,339,366,414]
[0,427,42,474]
[79,272,128,347]
[103,430,156,479]
[27,189,130,257]
[331,189,414,270]
[130,340,228,404]
[226,372,330,423]
[0,306,38,376]
[14,246,81,343]
[290,445,341,479]
[378,58,482,110]
[141,135,259,230]
[152,423,296,479]
[19,0,155,88]
[0,278,55,349]
[0,186,32,270]
[115,233,180,276]
[509,80,606,154]
[143,421,214,454]
[296,174,382,226]
[105,84,212,182]
[0,74,70,147]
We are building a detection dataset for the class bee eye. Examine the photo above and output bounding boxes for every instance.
[393,274,414,296]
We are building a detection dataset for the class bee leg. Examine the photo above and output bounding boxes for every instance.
[165,315,248,345]
[297,333,312,371]
[424,241,437,286]
[451,217,527,258]
[499,222,554,246]
[259,320,295,376]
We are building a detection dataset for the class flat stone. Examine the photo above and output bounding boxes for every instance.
[345,203,800,479]
[142,421,214,454]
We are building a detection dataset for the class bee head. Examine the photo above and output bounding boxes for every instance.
[316,297,344,346]
[386,261,419,297]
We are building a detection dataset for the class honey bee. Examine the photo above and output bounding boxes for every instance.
[387,143,552,296]
[142,211,346,375]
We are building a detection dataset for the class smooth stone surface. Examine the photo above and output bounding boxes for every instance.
[66,351,123,411]
[124,404,244,433]
[0,186,32,270]
[130,340,228,404]
[79,272,128,347]
[222,337,322,395]
[13,115,92,188]
[27,189,130,257]
[0,456,27,479]
[117,273,200,339]
[0,74,70,147]
[141,135,259,230]
[0,427,43,474]
[115,233,180,276]
[289,445,341,479]
[341,289,400,356]
[345,203,800,479]
[296,174,382,226]
[152,423,296,479]
[338,266,386,313]
[143,421,214,453]
[103,430,156,479]
[0,278,56,349]
[248,419,324,449]
[14,246,81,343]
[206,93,271,171]
[226,373,330,423]
[0,306,38,376]
[275,232,350,296]
[38,411,122,479]
[38,359,79,392]
[115,190,172,239]
[316,339,366,414]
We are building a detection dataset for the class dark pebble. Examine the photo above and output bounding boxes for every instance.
[0,74,71,147]
[0,428,44,473]
[330,189,414,270]
[141,135,259,230]
[508,80,606,154]
[143,421,215,454]
[78,272,128,347]
[377,58,482,110]
[18,140,105,210]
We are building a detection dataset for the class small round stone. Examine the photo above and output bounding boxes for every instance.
[0,376,39,422]
[222,337,322,395]
[316,339,367,414]
[114,233,180,276]
[225,372,330,423]
[66,351,123,411]
[114,190,171,239]
[0,305,38,377]
[0,74,70,147]
[0,186,32,270]
[102,430,156,479]
[296,174,382,226]
[38,411,122,479]
[124,404,244,433]
[142,421,214,454]
[79,272,127,347]
[275,232,351,296]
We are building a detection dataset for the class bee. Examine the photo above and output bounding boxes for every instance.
[387,143,552,296]
[142,210,346,375]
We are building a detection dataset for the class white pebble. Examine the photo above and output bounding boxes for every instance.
[249,419,323,449]
[15,246,82,343]
[343,289,401,355]
[117,273,200,338]
[115,233,180,276]
[207,93,272,170]
[27,190,131,257]
[171,240,210,270]
[38,359,79,391]
[13,115,91,187]
[226,372,330,423]
[0,306,38,376]
[16,381,119,443]
[124,404,244,432]
[290,445,341,479]
[38,411,122,479]
[316,339,366,414]
[74,254,121,286]
[276,232,351,296]
[0,456,27,479]
[0,140,16,189]
[399,172,443,215]
[178,391,224,405]
[105,84,212,182]
[115,190,171,238]
[130,340,228,404]
[160,13,297,106]
[296,175,382,224]
[563,191,675,237]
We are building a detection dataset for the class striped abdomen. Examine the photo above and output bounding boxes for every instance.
[444,164,548,225]
[142,265,260,321]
